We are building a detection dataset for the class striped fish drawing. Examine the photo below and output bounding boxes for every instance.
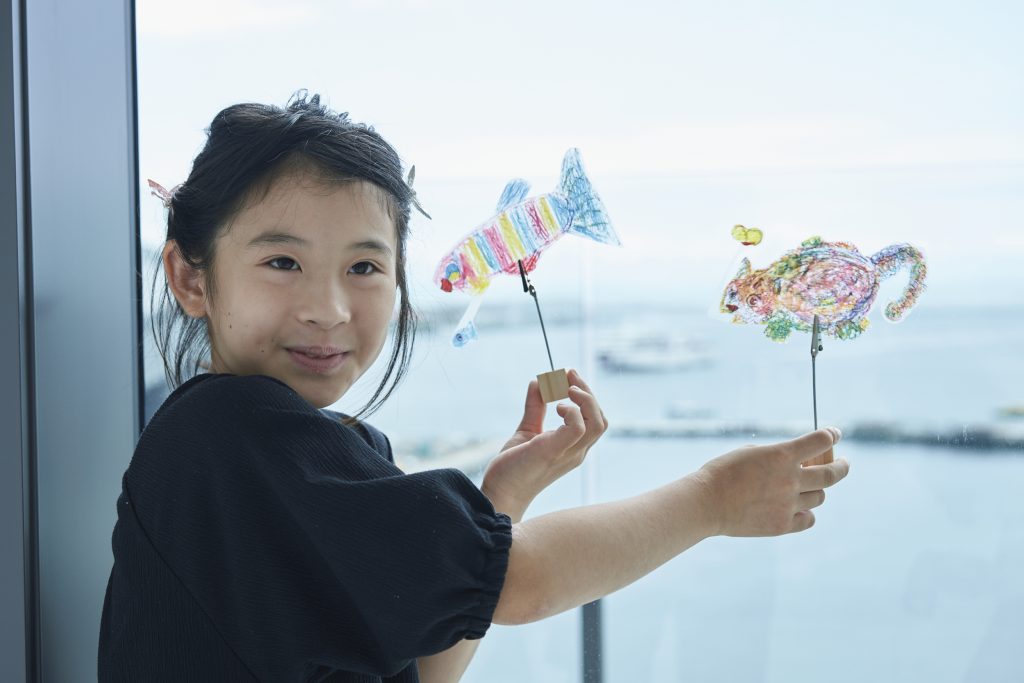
[435,148,621,346]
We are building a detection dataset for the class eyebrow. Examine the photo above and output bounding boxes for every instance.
[247,231,308,248]
[247,231,393,258]
[349,239,394,258]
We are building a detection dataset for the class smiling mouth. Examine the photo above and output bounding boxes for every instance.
[289,345,345,357]
[726,304,738,312]
[287,347,350,374]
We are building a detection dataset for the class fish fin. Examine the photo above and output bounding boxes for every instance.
[452,295,484,348]
[496,179,531,213]
[452,321,479,347]
[559,148,621,246]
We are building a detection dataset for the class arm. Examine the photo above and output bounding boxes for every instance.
[415,369,605,681]
[415,640,482,683]
[416,500,525,683]
[494,428,850,625]
[493,471,711,624]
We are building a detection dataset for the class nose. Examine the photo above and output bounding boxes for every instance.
[298,279,352,329]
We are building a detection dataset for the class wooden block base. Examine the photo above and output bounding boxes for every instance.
[537,368,570,403]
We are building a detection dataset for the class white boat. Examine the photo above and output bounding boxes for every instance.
[597,328,711,373]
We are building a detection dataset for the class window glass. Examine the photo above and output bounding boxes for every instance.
[138,2,1024,680]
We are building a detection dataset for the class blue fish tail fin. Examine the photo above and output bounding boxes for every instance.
[559,148,621,246]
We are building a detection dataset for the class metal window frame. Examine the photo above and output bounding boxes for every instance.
[2,0,140,680]
[1,0,33,679]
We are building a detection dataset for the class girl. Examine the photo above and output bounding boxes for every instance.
[99,92,849,683]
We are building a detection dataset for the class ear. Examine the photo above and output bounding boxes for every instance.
[736,257,751,279]
[162,240,208,319]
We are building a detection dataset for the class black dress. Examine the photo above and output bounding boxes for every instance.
[98,373,512,682]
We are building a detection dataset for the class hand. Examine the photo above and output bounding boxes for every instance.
[696,427,849,537]
[481,369,608,523]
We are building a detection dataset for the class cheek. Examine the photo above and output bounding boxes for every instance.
[364,286,398,335]
[209,287,283,337]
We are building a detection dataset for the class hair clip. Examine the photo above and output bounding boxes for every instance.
[406,166,432,220]
[147,179,181,209]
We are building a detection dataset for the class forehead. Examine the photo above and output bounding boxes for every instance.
[224,169,399,250]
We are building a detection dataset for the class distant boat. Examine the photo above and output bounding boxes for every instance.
[597,328,711,373]
[665,400,715,420]
[998,405,1024,420]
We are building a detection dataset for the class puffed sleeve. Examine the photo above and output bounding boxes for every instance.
[126,374,511,680]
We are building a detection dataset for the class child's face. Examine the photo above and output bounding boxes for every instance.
[203,172,398,408]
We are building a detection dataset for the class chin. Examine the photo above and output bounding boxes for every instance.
[302,383,350,410]
[266,372,346,410]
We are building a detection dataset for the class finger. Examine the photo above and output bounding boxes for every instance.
[566,368,596,393]
[790,510,816,533]
[782,427,842,464]
[515,379,547,433]
[548,402,587,450]
[567,385,607,435]
[566,370,608,429]
[799,458,850,491]
[803,448,834,466]
[797,489,826,510]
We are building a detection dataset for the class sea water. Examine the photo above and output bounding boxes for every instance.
[350,305,1024,682]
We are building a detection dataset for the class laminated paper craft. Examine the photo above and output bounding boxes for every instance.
[731,224,763,246]
[434,148,621,347]
[719,236,927,342]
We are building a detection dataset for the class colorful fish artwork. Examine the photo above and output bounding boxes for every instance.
[719,236,927,342]
[435,148,621,346]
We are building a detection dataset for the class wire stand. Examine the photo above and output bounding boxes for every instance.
[811,314,823,430]
[519,260,568,402]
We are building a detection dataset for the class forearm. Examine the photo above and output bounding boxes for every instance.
[416,639,481,683]
[494,471,717,624]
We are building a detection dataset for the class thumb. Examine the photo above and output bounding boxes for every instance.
[515,379,547,433]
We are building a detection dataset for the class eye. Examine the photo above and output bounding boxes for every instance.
[349,261,380,276]
[747,295,760,307]
[267,257,299,271]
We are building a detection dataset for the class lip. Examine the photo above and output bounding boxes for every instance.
[287,346,349,374]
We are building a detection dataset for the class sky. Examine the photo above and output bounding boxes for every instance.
[135,0,1024,309]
